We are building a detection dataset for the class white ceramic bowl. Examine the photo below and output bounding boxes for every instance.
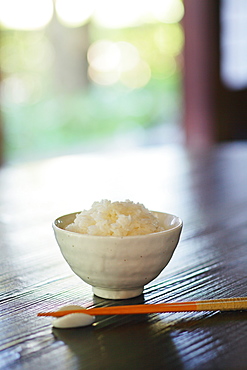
[53,211,183,300]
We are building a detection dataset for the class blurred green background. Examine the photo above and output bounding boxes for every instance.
[0,0,184,163]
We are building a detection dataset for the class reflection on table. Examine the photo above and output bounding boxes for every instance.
[0,142,247,370]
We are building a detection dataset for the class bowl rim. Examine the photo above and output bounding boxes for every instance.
[53,211,183,240]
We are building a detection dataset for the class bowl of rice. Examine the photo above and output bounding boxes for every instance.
[53,200,183,299]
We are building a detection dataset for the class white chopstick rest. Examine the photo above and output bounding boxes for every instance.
[52,305,95,329]
[52,313,95,328]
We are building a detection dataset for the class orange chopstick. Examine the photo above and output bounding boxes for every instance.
[37,297,247,317]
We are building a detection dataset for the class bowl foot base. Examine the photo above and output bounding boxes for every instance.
[93,286,143,300]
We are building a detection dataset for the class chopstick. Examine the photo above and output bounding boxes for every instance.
[37,297,247,317]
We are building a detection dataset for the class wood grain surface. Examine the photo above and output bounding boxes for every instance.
[0,143,247,370]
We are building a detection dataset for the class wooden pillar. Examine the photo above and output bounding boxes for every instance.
[182,0,219,148]
[183,0,247,146]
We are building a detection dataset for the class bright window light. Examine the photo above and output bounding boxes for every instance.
[88,41,140,73]
[0,0,184,31]
[88,66,120,86]
[55,0,95,27]
[117,42,140,72]
[0,0,53,30]
[150,0,184,24]
[92,0,184,29]
[87,40,121,72]
[93,0,145,29]
[221,0,247,89]
[87,39,150,88]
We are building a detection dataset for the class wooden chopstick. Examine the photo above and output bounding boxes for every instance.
[37,297,247,317]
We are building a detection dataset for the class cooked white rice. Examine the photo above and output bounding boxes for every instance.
[65,199,165,236]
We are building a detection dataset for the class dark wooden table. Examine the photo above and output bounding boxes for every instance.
[0,142,247,370]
